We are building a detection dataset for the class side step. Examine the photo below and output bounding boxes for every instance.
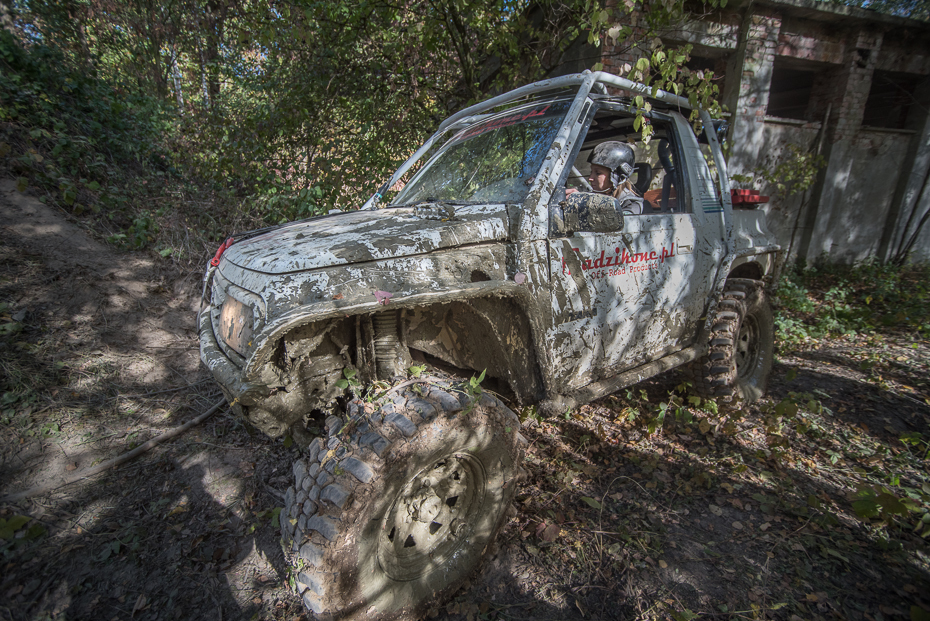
[539,344,707,415]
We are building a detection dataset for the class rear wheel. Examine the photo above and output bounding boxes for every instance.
[689,279,774,404]
[281,381,525,620]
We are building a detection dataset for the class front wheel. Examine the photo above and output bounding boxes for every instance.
[689,279,774,404]
[281,381,525,620]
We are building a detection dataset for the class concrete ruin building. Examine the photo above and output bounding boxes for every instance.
[589,0,930,263]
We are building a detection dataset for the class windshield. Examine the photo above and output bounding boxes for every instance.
[393,98,573,205]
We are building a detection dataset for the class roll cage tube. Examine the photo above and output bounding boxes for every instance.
[361,71,696,210]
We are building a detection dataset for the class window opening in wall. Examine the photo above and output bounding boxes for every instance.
[862,71,922,130]
[767,60,816,121]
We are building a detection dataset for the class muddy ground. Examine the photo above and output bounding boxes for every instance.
[0,181,928,621]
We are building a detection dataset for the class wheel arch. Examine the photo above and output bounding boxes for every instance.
[243,281,545,410]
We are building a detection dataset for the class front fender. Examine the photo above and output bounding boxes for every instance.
[243,279,537,386]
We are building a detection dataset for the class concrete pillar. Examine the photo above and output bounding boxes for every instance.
[725,11,782,177]
[796,28,883,261]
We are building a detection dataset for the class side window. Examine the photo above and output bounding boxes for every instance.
[562,107,688,215]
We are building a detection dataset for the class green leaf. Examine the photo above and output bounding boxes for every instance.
[876,492,909,516]
[581,496,602,509]
[0,515,31,539]
[16,177,28,192]
[335,379,349,389]
[912,606,930,621]
[283,435,293,448]
[852,498,880,519]
[823,547,849,563]
[25,523,46,540]
[670,608,698,621]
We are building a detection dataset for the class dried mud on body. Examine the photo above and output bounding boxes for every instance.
[1,181,929,621]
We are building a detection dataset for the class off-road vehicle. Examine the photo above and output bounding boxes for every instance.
[199,70,780,620]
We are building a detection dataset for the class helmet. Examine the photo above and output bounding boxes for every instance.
[589,141,635,189]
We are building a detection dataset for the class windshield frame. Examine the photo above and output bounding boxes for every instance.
[389,96,576,207]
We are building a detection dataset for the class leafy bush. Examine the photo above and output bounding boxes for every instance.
[774,260,930,348]
[0,31,173,220]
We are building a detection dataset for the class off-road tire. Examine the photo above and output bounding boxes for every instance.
[689,278,774,404]
[280,381,526,620]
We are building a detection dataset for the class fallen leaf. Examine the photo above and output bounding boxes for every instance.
[540,523,560,542]
[659,559,668,568]
[732,521,743,530]
[65,463,77,471]
[132,594,147,614]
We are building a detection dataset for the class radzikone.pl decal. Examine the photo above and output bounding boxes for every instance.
[561,244,677,280]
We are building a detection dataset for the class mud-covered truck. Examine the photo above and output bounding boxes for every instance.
[199,70,779,620]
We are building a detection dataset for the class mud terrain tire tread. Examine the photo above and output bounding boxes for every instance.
[281,381,525,620]
[689,279,774,404]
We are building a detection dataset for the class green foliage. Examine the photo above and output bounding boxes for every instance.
[335,368,360,391]
[852,481,930,538]
[0,515,47,556]
[731,143,826,197]
[0,29,177,248]
[465,369,486,401]
[827,0,929,21]
[774,260,930,348]
[4,0,734,254]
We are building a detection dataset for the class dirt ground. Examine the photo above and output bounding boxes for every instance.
[1,181,928,621]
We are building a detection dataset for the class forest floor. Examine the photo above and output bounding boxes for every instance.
[0,181,928,621]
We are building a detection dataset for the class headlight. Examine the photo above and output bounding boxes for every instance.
[218,296,253,356]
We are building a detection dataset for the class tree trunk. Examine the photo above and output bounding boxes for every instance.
[892,163,930,265]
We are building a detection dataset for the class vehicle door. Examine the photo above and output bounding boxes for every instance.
[545,103,725,391]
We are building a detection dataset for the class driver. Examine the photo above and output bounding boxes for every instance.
[568,141,644,215]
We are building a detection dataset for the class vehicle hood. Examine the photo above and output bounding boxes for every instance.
[222,204,510,275]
